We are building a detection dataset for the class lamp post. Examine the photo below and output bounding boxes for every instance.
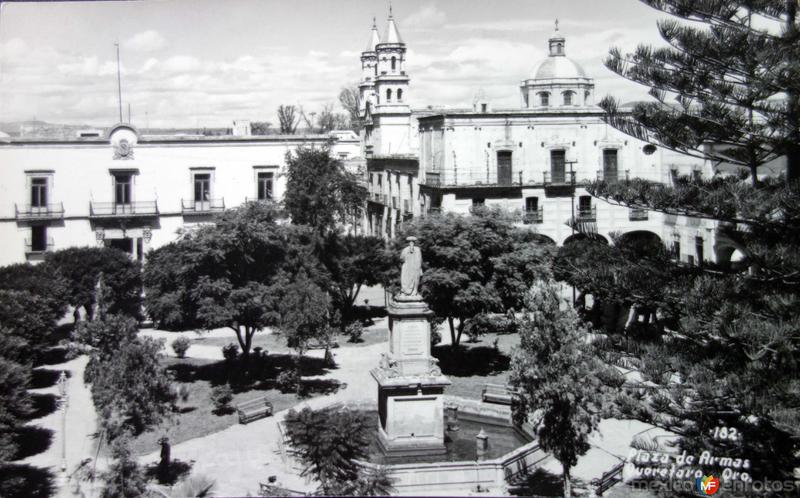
[57,371,69,492]
[565,159,578,306]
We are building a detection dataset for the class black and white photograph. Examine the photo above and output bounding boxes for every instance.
[0,0,798,496]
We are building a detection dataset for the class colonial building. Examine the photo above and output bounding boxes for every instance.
[0,125,359,266]
[360,17,745,266]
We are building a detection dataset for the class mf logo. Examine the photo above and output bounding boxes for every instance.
[696,475,720,495]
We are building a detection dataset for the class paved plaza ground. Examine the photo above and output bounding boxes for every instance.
[24,299,663,497]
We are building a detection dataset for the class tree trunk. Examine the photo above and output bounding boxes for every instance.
[455,318,466,347]
[233,326,248,355]
[448,316,456,346]
[786,0,800,187]
[244,327,253,357]
[624,304,638,331]
[563,464,572,497]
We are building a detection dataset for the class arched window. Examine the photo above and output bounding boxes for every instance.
[397,88,403,101]
[539,92,550,107]
[563,91,574,106]
[391,56,397,70]
[386,88,392,101]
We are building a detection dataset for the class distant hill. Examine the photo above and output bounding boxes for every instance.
[0,120,98,139]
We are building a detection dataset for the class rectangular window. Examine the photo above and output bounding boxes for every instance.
[695,236,704,266]
[497,151,512,185]
[114,174,132,205]
[525,196,538,212]
[579,195,592,215]
[194,173,211,202]
[257,172,274,200]
[672,240,681,260]
[30,225,47,252]
[550,150,566,183]
[603,149,619,182]
[31,178,48,207]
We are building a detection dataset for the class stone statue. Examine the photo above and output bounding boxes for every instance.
[399,236,422,297]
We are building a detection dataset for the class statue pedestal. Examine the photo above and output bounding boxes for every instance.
[371,296,451,457]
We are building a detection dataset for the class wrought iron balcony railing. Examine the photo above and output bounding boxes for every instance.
[181,198,225,214]
[523,208,544,224]
[89,201,159,218]
[629,208,649,221]
[596,169,630,183]
[543,171,575,186]
[15,203,65,220]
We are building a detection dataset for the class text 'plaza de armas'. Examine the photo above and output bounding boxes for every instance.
[0,11,770,268]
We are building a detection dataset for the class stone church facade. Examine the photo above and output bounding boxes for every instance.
[360,15,744,266]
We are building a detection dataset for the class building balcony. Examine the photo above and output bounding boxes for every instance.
[89,201,159,219]
[25,237,54,255]
[181,198,225,214]
[576,206,597,222]
[369,193,388,204]
[422,170,529,188]
[427,207,442,216]
[15,203,65,221]
[523,208,544,224]
[629,208,649,221]
[543,171,575,186]
[245,196,274,204]
[596,169,630,183]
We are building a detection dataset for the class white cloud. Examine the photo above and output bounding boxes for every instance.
[123,30,166,53]
[403,5,447,30]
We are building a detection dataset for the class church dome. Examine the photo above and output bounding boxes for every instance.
[532,55,587,80]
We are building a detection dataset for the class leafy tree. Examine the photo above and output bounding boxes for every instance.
[99,436,149,498]
[338,85,362,132]
[321,234,397,326]
[301,103,349,134]
[74,314,139,383]
[250,121,271,135]
[400,207,552,346]
[278,269,332,376]
[144,202,292,356]
[44,247,142,321]
[277,104,299,134]
[0,356,32,461]
[0,263,68,321]
[89,335,175,439]
[592,0,800,487]
[283,407,379,495]
[602,0,799,184]
[143,242,202,330]
[284,146,367,234]
[510,281,610,498]
[0,290,64,359]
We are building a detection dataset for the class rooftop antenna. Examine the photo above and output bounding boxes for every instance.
[555,18,559,32]
[127,103,131,123]
[389,2,393,17]
[115,42,123,123]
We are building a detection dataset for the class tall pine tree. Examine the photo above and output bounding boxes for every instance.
[586,0,800,491]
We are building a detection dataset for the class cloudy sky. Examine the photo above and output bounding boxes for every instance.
[0,0,671,128]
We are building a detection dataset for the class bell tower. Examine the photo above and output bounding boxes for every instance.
[369,6,412,155]
[359,18,380,119]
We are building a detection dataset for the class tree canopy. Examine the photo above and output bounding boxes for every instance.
[589,0,800,487]
[510,281,615,498]
[283,146,367,234]
[43,247,142,320]
[400,207,553,346]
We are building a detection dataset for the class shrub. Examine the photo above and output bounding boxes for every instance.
[345,322,363,343]
[171,337,190,359]
[221,343,239,362]
[210,385,233,414]
[275,369,300,393]
[175,384,190,403]
[431,328,442,347]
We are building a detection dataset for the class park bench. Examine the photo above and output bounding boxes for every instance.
[236,396,273,424]
[259,482,307,497]
[591,461,624,496]
[481,383,519,406]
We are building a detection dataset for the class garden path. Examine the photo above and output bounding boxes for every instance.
[139,321,390,496]
[24,355,99,496]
